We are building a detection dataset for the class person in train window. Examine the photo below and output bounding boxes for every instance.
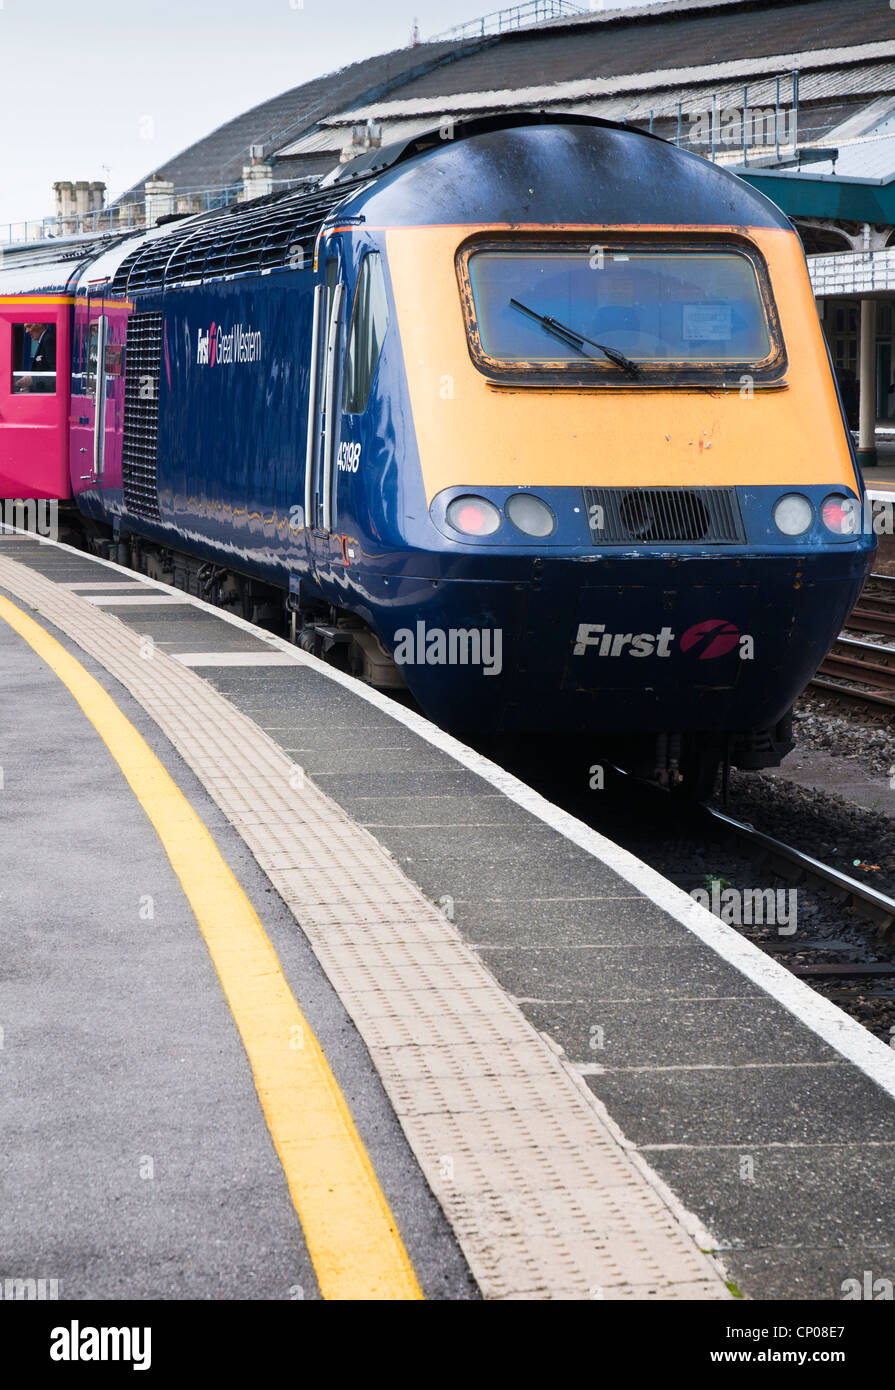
[15,322,56,393]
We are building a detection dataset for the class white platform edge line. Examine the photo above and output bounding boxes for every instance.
[9,527,895,1103]
[84,593,193,605]
[58,582,153,590]
[173,651,301,666]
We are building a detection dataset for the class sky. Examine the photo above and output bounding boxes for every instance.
[0,0,661,232]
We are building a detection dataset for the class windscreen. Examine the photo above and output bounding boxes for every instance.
[466,248,772,365]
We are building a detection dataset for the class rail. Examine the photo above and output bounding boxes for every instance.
[609,755,895,934]
[809,574,895,712]
[702,805,895,934]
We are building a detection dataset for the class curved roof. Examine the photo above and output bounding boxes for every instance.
[0,263,85,295]
[119,39,492,201]
[387,0,895,105]
[337,115,793,229]
[0,235,135,296]
[118,0,895,204]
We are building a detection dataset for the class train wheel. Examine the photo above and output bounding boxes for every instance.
[672,749,721,802]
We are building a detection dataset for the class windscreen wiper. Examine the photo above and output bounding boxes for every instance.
[509,298,641,379]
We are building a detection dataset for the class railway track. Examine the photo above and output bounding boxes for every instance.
[604,769,895,936]
[700,800,895,995]
[810,572,895,711]
[844,572,895,639]
[702,804,895,934]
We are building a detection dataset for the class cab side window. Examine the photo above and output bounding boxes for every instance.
[343,252,389,414]
[12,321,57,394]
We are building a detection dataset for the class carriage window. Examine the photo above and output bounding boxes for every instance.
[86,322,99,396]
[12,321,57,394]
[343,252,389,413]
[462,246,774,372]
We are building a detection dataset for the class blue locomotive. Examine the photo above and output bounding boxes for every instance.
[0,113,874,793]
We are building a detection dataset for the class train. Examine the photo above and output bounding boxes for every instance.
[0,112,875,795]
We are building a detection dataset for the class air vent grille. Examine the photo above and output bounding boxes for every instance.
[109,184,351,296]
[121,312,163,522]
[583,486,745,545]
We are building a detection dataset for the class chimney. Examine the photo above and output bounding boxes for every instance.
[54,180,107,235]
[343,118,383,159]
[53,181,76,236]
[240,153,273,201]
[144,173,174,226]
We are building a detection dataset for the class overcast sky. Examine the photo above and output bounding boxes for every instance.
[0,0,661,232]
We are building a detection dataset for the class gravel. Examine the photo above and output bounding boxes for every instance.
[791,697,895,782]
[716,766,895,898]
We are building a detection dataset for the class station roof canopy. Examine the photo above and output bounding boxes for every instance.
[737,164,895,226]
[118,0,895,201]
[734,114,895,226]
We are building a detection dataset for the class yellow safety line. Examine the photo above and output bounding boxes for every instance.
[0,595,422,1302]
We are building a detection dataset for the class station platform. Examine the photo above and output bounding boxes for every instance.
[859,437,895,488]
[4,530,895,1302]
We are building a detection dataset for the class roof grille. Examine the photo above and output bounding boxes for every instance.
[109,184,351,296]
[121,312,163,522]
[583,486,745,545]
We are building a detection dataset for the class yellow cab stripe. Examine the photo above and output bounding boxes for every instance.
[385,223,857,500]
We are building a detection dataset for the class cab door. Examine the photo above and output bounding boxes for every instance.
[0,305,69,500]
[73,297,108,490]
[304,254,345,573]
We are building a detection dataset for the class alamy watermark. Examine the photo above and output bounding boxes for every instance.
[50,1322,151,1370]
[691,880,797,935]
[687,106,797,151]
[841,1270,894,1300]
[0,1276,59,1300]
[0,499,58,540]
[815,495,895,538]
[393,621,502,676]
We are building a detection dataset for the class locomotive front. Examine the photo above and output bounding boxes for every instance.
[339,117,875,792]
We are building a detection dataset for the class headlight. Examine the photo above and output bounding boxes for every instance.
[773,493,813,536]
[821,494,860,535]
[505,492,556,538]
[445,495,501,536]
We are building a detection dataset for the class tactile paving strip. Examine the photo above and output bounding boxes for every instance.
[0,552,729,1301]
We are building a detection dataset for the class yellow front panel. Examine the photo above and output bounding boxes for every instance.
[385,224,856,503]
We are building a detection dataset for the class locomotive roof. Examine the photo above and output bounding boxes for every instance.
[0,228,149,298]
[102,114,792,298]
[331,112,793,230]
[0,261,91,297]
